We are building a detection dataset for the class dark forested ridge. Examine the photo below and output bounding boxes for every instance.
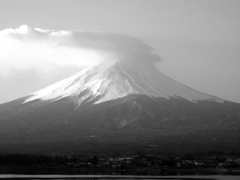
[0,95,240,156]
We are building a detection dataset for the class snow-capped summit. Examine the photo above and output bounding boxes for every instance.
[24,58,223,106]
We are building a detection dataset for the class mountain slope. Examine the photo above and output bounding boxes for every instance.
[0,58,239,155]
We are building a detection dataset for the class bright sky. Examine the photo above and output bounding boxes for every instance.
[0,0,240,103]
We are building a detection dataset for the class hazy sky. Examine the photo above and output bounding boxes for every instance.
[0,0,240,103]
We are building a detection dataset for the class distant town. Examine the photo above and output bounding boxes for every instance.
[0,153,240,175]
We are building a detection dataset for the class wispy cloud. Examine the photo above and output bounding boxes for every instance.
[0,25,102,76]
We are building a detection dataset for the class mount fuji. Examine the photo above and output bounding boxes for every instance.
[24,58,223,105]
[0,32,240,156]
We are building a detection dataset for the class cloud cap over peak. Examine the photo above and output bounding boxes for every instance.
[0,25,161,103]
[1,25,161,65]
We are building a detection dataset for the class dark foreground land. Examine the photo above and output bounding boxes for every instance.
[0,154,240,176]
[0,175,239,180]
[1,175,240,180]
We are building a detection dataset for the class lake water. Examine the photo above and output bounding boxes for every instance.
[0,175,239,180]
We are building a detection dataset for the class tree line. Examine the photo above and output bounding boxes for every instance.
[0,154,70,165]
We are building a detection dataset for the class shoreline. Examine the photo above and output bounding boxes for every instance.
[0,175,239,180]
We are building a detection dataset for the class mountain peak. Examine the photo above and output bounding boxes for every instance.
[24,59,223,106]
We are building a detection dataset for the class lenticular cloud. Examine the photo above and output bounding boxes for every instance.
[0,25,163,103]
[0,25,162,76]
